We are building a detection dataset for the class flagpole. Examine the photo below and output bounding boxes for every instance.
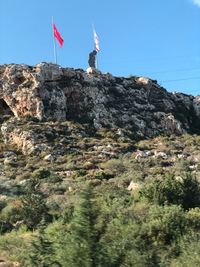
[52,16,57,64]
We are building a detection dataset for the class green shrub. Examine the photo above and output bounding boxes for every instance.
[170,233,200,267]
[0,200,23,224]
[186,207,200,230]
[140,205,187,246]
[94,170,114,180]
[47,175,63,183]
[32,168,51,179]
[76,169,87,176]
[140,173,200,209]
[0,200,7,211]
[0,227,30,262]
[100,158,126,175]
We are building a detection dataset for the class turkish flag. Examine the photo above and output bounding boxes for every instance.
[53,24,64,47]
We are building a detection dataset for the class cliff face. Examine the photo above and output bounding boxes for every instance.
[0,63,200,141]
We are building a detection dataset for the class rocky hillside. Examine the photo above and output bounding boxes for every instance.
[0,63,200,147]
[0,63,200,266]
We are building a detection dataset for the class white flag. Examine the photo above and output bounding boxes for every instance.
[93,29,100,52]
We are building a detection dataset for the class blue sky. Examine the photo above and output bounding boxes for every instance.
[0,0,200,96]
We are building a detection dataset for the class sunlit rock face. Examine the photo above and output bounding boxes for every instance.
[0,63,66,121]
[0,62,200,139]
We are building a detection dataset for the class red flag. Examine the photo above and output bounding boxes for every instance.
[93,29,100,52]
[53,23,64,47]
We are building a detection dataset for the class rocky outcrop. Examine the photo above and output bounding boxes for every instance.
[1,119,51,155]
[0,63,200,140]
[0,63,66,120]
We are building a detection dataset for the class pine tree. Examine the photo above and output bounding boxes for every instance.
[20,178,51,230]
[61,185,98,267]
[25,219,61,267]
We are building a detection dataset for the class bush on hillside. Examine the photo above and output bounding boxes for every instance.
[139,173,200,209]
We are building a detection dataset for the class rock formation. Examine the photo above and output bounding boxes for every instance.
[0,62,200,154]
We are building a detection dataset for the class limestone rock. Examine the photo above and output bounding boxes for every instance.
[193,96,200,117]
[0,63,66,121]
[127,181,141,191]
[136,76,152,89]
[0,62,200,142]
[1,119,51,155]
[44,154,54,161]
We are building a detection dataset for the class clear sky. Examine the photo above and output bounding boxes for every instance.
[0,0,200,96]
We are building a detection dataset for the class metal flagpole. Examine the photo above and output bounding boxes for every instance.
[52,16,57,64]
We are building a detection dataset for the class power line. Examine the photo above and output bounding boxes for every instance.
[102,54,198,65]
[146,66,200,75]
[160,76,200,83]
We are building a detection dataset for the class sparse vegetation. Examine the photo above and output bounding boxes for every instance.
[0,120,200,266]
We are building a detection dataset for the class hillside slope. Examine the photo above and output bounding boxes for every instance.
[0,63,199,266]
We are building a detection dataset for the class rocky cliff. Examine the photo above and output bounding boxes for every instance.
[0,63,200,154]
